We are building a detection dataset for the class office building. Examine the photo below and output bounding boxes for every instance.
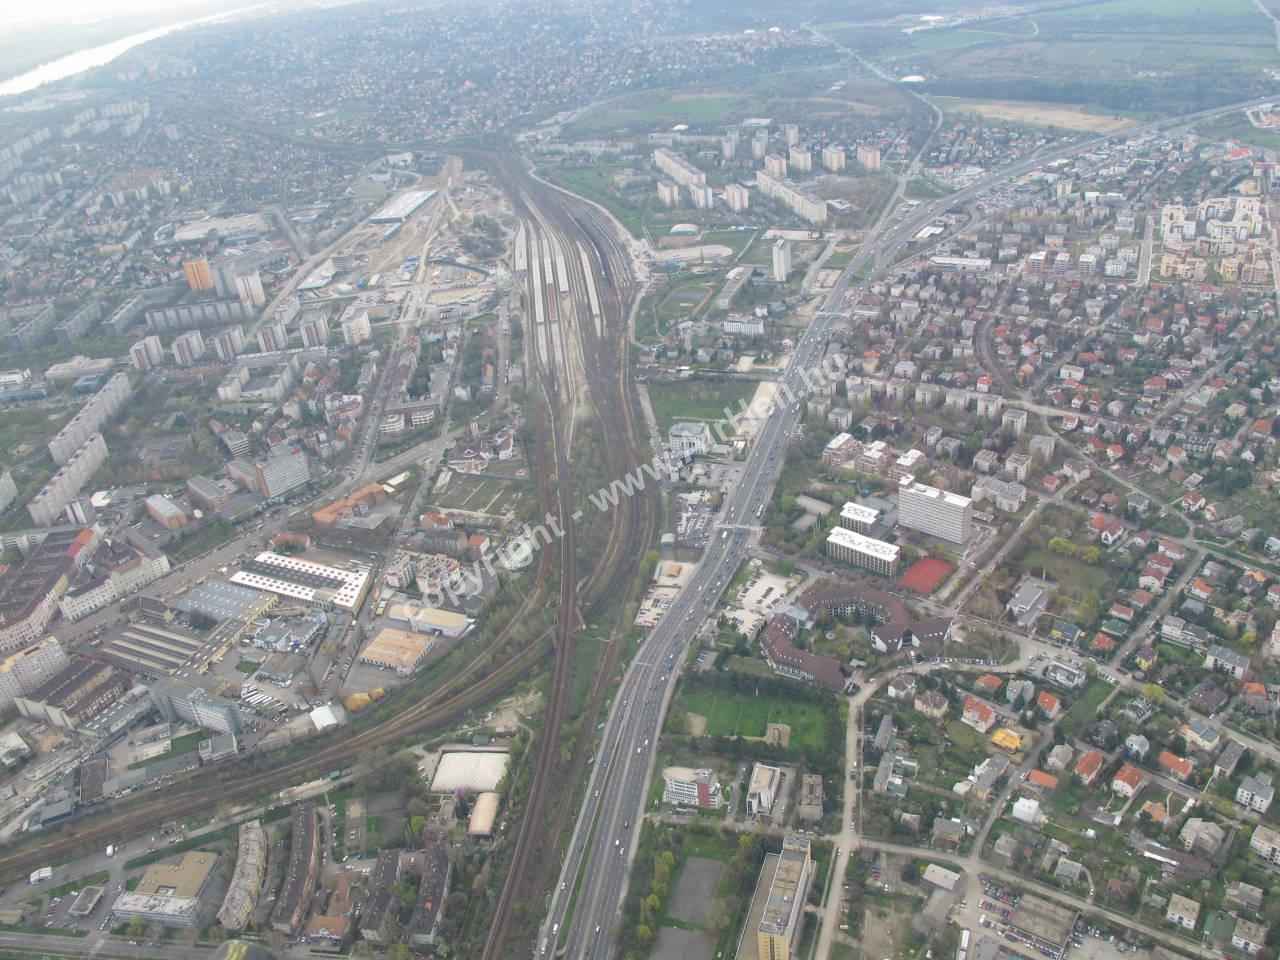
[341,306,371,345]
[47,372,132,465]
[230,551,371,612]
[653,147,705,188]
[111,852,217,928]
[821,145,846,171]
[28,433,108,526]
[183,259,214,292]
[856,144,882,171]
[257,320,288,353]
[772,238,792,282]
[669,421,713,458]
[898,478,973,544]
[725,182,750,212]
[299,310,330,347]
[148,678,241,735]
[752,836,812,960]
[170,330,206,367]
[216,820,266,931]
[211,325,245,361]
[129,335,164,371]
[662,767,724,809]
[826,527,900,576]
[747,763,781,816]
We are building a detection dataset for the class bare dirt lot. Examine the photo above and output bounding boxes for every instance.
[931,96,1136,133]
[667,857,726,926]
[651,927,716,960]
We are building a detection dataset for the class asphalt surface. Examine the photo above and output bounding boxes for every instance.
[541,91,1280,960]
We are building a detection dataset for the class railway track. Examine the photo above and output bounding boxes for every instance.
[481,154,657,959]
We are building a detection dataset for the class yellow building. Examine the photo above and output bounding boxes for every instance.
[991,728,1023,752]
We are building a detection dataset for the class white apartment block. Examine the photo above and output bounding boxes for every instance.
[772,238,792,282]
[658,180,680,207]
[1236,773,1275,814]
[821,145,845,172]
[724,182,749,212]
[756,170,827,224]
[789,144,812,173]
[1249,823,1280,866]
[341,307,371,345]
[838,501,879,535]
[28,432,108,526]
[47,373,132,465]
[856,144,881,171]
[0,469,16,513]
[652,148,705,189]
[898,479,973,544]
[826,527,900,577]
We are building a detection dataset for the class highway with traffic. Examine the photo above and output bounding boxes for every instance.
[541,91,1280,959]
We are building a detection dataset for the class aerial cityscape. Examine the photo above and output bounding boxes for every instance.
[1,1,1280,959]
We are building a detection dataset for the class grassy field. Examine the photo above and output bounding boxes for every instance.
[681,687,827,750]
[1198,113,1280,151]
[539,162,647,237]
[433,472,529,518]
[1020,547,1112,596]
[566,90,766,136]
[648,380,758,436]
[932,96,1136,132]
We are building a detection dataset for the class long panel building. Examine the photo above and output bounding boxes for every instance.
[47,373,131,465]
[27,433,108,526]
[271,805,320,935]
[216,820,266,931]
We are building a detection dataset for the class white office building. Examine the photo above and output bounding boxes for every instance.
[662,767,723,809]
[898,478,973,544]
[669,421,712,458]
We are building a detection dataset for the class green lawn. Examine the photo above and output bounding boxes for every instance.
[539,162,646,237]
[1199,113,1280,151]
[681,688,827,750]
[1020,547,1112,595]
[648,380,759,436]
[1058,678,1111,738]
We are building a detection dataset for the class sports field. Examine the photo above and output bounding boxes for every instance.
[899,557,956,595]
[680,688,827,749]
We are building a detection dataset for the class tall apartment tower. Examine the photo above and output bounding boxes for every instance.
[724,183,750,213]
[856,144,882,171]
[772,238,792,283]
[822,145,846,172]
[129,335,164,372]
[751,129,769,160]
[783,123,800,147]
[897,478,973,544]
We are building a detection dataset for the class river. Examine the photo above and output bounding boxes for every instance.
[0,5,261,99]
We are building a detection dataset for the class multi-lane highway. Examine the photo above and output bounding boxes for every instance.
[543,91,1280,959]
